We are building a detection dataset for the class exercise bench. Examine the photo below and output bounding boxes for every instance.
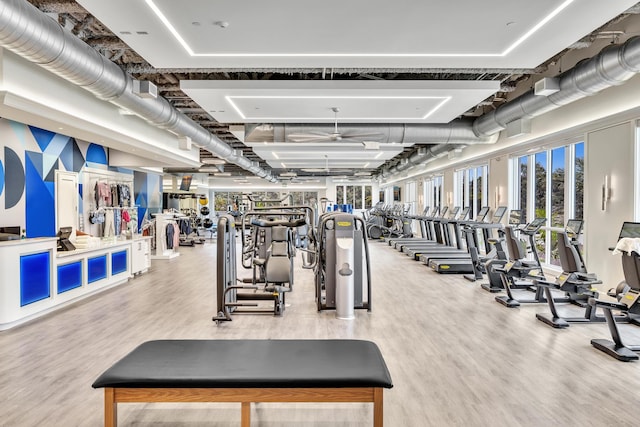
[92,339,393,426]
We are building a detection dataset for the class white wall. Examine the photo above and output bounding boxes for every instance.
[489,156,510,222]
[585,121,636,290]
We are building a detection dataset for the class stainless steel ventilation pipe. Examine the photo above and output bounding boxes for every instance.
[0,0,276,182]
[3,0,640,179]
[473,37,640,137]
[272,120,497,145]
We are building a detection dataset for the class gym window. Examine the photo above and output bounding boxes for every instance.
[214,191,244,212]
[454,165,488,219]
[510,141,584,267]
[405,181,417,216]
[289,191,319,206]
[423,175,443,211]
[334,185,373,209]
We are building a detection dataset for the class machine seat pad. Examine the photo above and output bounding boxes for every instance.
[92,339,393,389]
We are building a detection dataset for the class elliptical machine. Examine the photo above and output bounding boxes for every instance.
[588,222,640,361]
[481,210,524,291]
[494,218,549,307]
[534,219,603,328]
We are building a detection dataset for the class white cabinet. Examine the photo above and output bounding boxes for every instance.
[131,237,151,274]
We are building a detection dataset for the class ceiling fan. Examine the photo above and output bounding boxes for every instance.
[287,107,384,143]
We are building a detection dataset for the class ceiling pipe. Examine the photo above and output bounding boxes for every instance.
[381,144,464,176]
[264,120,498,145]
[473,36,640,137]
[4,0,640,184]
[0,0,277,182]
[383,35,640,180]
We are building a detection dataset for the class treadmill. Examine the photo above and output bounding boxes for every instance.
[386,206,438,248]
[401,207,470,260]
[396,207,461,254]
[412,206,490,263]
[428,206,507,274]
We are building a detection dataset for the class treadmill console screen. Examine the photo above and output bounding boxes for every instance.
[524,218,547,232]
[619,222,640,239]
[566,219,584,237]
[491,206,507,223]
[476,206,490,221]
[459,207,470,220]
[508,210,522,225]
[448,206,460,219]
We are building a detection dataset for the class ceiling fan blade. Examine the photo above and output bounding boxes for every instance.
[288,133,331,143]
[288,131,328,138]
[341,132,384,139]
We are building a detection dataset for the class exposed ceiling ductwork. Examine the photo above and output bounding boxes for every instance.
[376,34,640,178]
[381,144,464,177]
[473,36,640,137]
[246,34,640,179]
[2,0,640,182]
[246,121,499,146]
[0,0,277,182]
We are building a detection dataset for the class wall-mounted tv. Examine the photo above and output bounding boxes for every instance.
[179,175,193,191]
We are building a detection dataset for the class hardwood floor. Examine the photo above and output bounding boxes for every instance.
[2,238,640,426]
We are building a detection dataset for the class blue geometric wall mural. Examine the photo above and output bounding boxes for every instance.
[72,139,85,172]
[29,126,57,152]
[1,118,161,237]
[45,159,59,182]
[4,147,25,209]
[59,138,86,172]
[78,183,83,214]
[0,158,4,197]
[25,151,55,237]
[86,143,108,165]
[134,170,148,231]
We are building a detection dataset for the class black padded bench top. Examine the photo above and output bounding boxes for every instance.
[92,339,393,389]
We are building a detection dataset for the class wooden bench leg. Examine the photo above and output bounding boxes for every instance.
[105,388,117,427]
[373,388,383,427]
[241,402,251,427]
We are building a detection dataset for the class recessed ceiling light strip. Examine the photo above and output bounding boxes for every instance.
[144,0,194,55]
[147,0,575,58]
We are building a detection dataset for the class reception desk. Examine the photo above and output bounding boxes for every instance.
[0,237,151,331]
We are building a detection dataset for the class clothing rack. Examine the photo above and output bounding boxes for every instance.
[150,213,180,260]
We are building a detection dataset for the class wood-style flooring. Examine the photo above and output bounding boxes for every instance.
[2,238,640,426]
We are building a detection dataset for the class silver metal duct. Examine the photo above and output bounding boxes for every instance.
[474,36,640,137]
[251,120,498,145]
[0,0,277,182]
[382,144,463,176]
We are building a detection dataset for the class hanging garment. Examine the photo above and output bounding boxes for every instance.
[166,223,175,249]
[103,209,115,237]
[119,184,131,207]
[110,185,119,208]
[173,223,180,248]
[179,218,191,235]
[95,181,111,207]
[89,210,105,224]
[114,209,122,236]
